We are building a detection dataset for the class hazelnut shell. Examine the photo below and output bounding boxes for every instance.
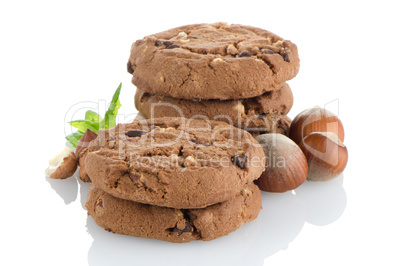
[299,132,348,181]
[76,129,98,158]
[289,106,345,146]
[255,133,308,192]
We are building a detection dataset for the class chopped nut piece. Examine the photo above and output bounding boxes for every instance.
[273,40,283,47]
[172,220,193,236]
[45,147,78,179]
[179,39,190,44]
[95,198,104,213]
[212,57,223,62]
[178,31,188,38]
[226,44,238,55]
[251,47,260,54]
[184,156,196,167]
[235,101,245,114]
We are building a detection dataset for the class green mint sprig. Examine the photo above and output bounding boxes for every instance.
[65,83,122,148]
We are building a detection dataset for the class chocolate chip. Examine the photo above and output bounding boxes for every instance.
[155,40,163,46]
[162,41,181,49]
[127,61,134,74]
[202,143,211,146]
[189,138,198,144]
[188,36,198,39]
[281,50,291,62]
[232,154,247,169]
[261,48,275,54]
[192,98,201,102]
[238,51,252,57]
[178,147,184,157]
[125,130,147,137]
[172,220,193,235]
[129,172,141,181]
[166,44,180,49]
[162,41,173,47]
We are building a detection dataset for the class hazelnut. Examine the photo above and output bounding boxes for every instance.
[45,147,78,179]
[298,132,348,181]
[289,107,345,146]
[78,151,91,183]
[76,129,98,158]
[255,134,308,192]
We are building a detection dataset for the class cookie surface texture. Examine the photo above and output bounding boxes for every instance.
[85,118,265,209]
[86,183,261,243]
[135,83,293,129]
[127,22,299,100]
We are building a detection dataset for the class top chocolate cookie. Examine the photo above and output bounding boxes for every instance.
[127,22,300,100]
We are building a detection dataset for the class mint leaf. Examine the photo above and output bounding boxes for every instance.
[66,83,122,148]
[85,110,102,123]
[69,120,99,134]
[100,83,122,129]
[65,132,84,148]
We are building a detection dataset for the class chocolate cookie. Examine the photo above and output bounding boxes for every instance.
[246,114,292,137]
[135,83,293,129]
[133,112,291,138]
[85,118,265,209]
[86,183,261,243]
[127,22,299,100]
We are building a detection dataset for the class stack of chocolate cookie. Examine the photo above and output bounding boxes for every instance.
[85,118,265,242]
[127,22,300,136]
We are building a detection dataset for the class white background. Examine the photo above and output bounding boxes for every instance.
[1,0,401,265]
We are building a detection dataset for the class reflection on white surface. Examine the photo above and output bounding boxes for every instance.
[46,173,79,204]
[80,180,91,210]
[86,191,306,266]
[47,175,347,266]
[295,175,347,226]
